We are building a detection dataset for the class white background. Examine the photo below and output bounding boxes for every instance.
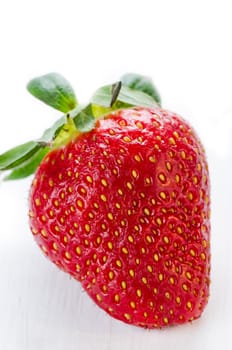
[0,1,231,349]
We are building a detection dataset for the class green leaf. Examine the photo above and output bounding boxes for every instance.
[121,73,161,106]
[27,73,78,113]
[39,115,66,143]
[0,141,40,170]
[5,147,49,180]
[91,84,159,110]
[73,104,96,132]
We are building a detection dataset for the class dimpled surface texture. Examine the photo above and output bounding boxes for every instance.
[29,107,210,328]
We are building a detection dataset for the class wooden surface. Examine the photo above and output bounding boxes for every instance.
[0,1,232,349]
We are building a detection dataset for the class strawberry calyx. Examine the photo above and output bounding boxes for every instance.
[0,73,161,180]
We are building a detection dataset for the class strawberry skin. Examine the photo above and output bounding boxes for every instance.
[29,107,210,328]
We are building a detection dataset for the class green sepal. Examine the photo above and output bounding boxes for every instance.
[0,141,40,170]
[73,104,96,132]
[4,147,49,180]
[91,84,159,111]
[121,73,161,106]
[27,73,78,113]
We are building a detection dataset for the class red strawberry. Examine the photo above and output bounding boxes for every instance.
[0,73,210,328]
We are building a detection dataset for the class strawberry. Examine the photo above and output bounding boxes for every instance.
[0,73,210,328]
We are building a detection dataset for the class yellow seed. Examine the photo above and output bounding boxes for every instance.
[54,200,59,207]
[49,179,54,187]
[101,223,106,230]
[147,265,153,272]
[114,294,120,303]
[101,179,108,187]
[123,136,131,142]
[182,283,188,291]
[141,247,146,254]
[186,271,192,280]
[128,235,134,243]
[132,169,138,178]
[130,301,136,309]
[148,155,156,164]
[154,253,159,262]
[145,177,151,185]
[201,252,206,260]
[156,217,162,226]
[126,182,133,190]
[160,191,166,200]
[163,317,169,324]
[169,137,176,145]
[176,296,181,304]
[96,294,102,302]
[118,189,123,195]
[175,174,180,183]
[96,236,101,244]
[109,271,114,280]
[169,277,175,285]
[203,240,207,248]
[173,131,179,139]
[121,281,127,289]
[32,228,38,235]
[151,198,156,205]
[134,154,141,162]
[100,194,107,202]
[41,229,47,237]
[107,212,114,220]
[153,287,158,294]
[135,258,140,265]
[53,242,58,251]
[129,269,135,277]
[142,277,148,284]
[65,251,71,260]
[122,247,128,254]
[109,129,115,135]
[165,292,171,299]
[41,245,47,253]
[121,220,126,227]
[181,150,186,159]
[85,224,91,233]
[88,212,94,219]
[137,289,142,297]
[163,236,169,244]
[177,226,183,234]
[136,121,144,129]
[190,249,196,257]
[158,173,166,183]
[193,176,198,185]
[108,242,113,250]
[35,198,41,206]
[187,301,192,309]
[166,161,172,171]
[116,259,122,267]
[115,202,121,209]
[124,313,131,321]
[188,192,193,201]
[144,207,150,216]
[158,273,164,281]
[146,235,152,243]
[76,246,82,255]
[77,199,83,209]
